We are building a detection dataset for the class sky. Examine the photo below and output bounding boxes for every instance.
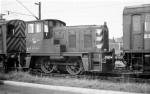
[0,0,150,38]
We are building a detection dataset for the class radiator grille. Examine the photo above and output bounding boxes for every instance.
[84,34,92,48]
[68,34,76,48]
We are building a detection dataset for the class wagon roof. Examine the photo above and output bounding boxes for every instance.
[125,4,150,9]
[123,4,150,15]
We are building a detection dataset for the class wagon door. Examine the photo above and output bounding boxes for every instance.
[132,15,144,50]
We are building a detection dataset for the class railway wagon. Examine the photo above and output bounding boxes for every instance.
[25,19,115,75]
[0,20,26,70]
[123,4,150,72]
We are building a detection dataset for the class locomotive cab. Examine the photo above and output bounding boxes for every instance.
[26,19,66,54]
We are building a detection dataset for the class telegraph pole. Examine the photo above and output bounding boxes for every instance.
[35,2,41,20]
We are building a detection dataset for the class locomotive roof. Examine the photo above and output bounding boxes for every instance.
[65,25,103,28]
[53,25,107,30]
[123,4,150,15]
[64,22,107,28]
[26,19,66,25]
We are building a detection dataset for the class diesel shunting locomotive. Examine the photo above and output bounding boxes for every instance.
[25,19,114,75]
[0,19,115,75]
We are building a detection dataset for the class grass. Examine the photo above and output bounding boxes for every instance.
[0,71,150,93]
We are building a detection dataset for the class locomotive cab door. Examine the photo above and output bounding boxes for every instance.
[43,21,52,39]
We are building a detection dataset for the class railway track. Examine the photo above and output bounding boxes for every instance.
[29,69,150,83]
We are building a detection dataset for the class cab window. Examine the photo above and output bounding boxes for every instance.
[28,23,34,33]
[35,23,42,33]
[44,21,49,39]
[7,24,15,36]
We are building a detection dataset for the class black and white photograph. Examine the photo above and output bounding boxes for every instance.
[0,0,150,94]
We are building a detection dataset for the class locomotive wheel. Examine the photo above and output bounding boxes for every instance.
[66,58,84,75]
[40,58,55,74]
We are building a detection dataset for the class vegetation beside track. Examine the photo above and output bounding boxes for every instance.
[0,71,150,93]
